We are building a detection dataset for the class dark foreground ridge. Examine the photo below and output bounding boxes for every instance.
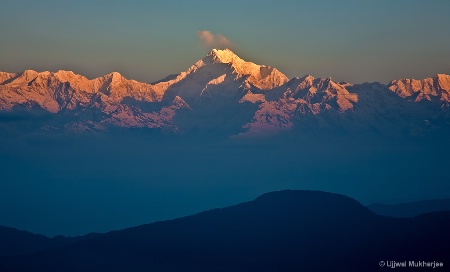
[1,190,449,271]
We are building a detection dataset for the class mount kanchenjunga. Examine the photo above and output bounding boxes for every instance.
[162,48,288,104]
[0,49,288,131]
[0,49,449,136]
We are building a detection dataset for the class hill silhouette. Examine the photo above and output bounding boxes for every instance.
[1,190,449,271]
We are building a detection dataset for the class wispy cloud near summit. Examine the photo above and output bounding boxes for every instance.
[196,30,231,49]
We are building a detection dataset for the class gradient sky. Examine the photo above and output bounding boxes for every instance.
[1,0,449,84]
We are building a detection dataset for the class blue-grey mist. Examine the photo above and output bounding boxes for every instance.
[0,130,448,237]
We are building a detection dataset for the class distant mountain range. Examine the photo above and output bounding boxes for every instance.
[1,49,449,137]
[0,226,100,257]
[368,198,450,218]
[1,190,449,272]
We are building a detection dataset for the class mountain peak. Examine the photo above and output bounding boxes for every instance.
[434,74,450,92]
[53,70,76,81]
[20,70,39,80]
[203,49,288,90]
[171,95,191,109]
[106,71,123,79]
[388,74,450,102]
[55,70,74,75]
[207,48,241,64]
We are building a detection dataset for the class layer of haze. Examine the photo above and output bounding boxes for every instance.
[1,0,449,84]
[1,133,449,236]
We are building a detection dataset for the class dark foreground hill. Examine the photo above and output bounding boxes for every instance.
[1,190,449,271]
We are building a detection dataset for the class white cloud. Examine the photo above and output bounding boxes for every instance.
[196,30,231,49]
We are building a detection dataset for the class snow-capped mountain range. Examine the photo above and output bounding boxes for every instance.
[1,49,449,137]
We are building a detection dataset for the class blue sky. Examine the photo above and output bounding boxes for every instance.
[1,0,449,83]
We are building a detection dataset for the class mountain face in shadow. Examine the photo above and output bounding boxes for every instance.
[1,190,449,272]
[368,198,450,218]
